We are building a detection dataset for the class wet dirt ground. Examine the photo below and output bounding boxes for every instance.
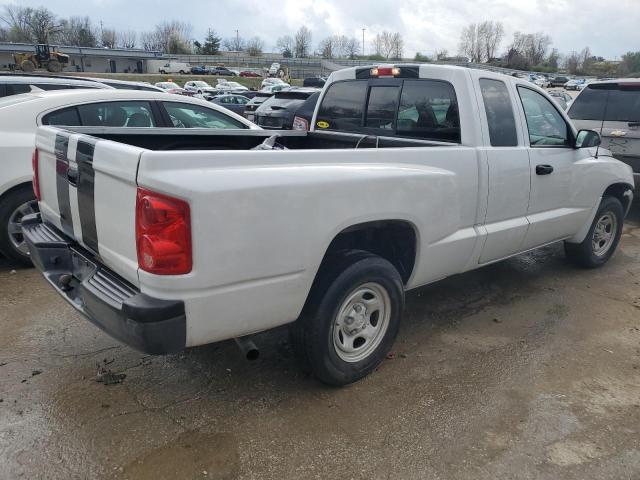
[1,204,639,480]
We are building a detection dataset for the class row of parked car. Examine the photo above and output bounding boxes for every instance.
[0,72,329,266]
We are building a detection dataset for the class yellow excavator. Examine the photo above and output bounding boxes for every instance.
[13,44,70,73]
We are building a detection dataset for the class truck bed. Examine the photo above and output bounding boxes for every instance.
[67,127,456,151]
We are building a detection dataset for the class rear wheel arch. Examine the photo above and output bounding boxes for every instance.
[312,220,419,289]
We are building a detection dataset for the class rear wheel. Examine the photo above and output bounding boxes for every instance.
[564,196,624,268]
[159,70,166,74]
[47,60,62,73]
[0,185,38,266]
[20,60,36,72]
[291,251,404,386]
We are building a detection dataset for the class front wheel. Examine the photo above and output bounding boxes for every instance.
[0,185,38,266]
[291,251,404,386]
[564,196,624,268]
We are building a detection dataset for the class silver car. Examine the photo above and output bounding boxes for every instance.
[568,79,640,188]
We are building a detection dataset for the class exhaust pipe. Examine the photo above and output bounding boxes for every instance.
[234,337,259,361]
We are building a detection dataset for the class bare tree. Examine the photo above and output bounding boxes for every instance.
[25,7,59,43]
[564,51,580,75]
[101,28,117,48]
[56,16,97,47]
[373,31,404,59]
[246,36,264,56]
[459,23,484,62]
[579,46,593,74]
[118,30,137,49]
[276,35,294,57]
[482,21,504,61]
[344,37,360,59]
[141,21,192,53]
[222,35,245,52]
[507,31,552,69]
[390,32,403,59]
[435,49,448,61]
[294,26,312,58]
[0,4,34,42]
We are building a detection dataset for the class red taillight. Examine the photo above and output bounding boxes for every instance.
[292,115,309,131]
[370,67,400,77]
[32,149,41,201]
[135,188,191,275]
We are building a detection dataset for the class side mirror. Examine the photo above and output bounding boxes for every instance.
[575,129,601,148]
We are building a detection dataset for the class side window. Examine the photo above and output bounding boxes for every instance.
[479,79,518,147]
[365,86,399,130]
[76,101,155,127]
[518,87,570,147]
[396,80,460,143]
[163,102,246,129]
[315,80,367,131]
[42,107,81,126]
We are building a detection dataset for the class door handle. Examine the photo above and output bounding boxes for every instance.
[536,164,554,175]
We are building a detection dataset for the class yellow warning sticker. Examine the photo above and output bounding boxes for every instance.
[316,120,330,129]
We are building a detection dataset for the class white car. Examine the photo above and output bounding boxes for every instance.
[534,77,550,88]
[0,89,258,264]
[260,77,289,90]
[26,65,634,386]
[183,80,217,97]
[214,80,249,94]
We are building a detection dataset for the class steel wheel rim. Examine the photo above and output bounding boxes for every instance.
[592,212,617,257]
[333,282,391,363]
[7,200,38,256]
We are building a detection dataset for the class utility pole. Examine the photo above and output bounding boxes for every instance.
[362,28,365,58]
[235,29,240,72]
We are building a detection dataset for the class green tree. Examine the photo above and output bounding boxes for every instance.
[619,51,640,76]
[414,52,431,62]
[201,29,221,55]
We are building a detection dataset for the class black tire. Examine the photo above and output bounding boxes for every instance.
[159,70,166,74]
[291,251,404,386]
[47,60,62,73]
[564,196,624,268]
[0,185,37,266]
[20,59,36,73]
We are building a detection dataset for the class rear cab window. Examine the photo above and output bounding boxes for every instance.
[316,78,460,143]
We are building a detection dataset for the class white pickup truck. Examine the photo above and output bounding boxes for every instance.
[24,65,634,385]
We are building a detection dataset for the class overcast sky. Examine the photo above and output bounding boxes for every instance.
[2,0,636,59]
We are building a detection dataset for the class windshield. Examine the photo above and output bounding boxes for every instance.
[568,84,640,122]
[158,82,180,89]
[193,81,210,87]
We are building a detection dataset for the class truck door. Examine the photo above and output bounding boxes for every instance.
[515,86,594,249]
[477,78,532,263]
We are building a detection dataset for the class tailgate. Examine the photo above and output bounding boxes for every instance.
[35,126,144,287]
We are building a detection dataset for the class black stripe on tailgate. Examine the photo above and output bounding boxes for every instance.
[54,134,74,237]
[76,139,99,253]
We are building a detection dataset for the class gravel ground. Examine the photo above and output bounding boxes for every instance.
[0,202,638,480]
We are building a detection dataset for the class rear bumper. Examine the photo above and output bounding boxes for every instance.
[23,214,185,354]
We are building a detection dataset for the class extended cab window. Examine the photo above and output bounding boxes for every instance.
[316,80,367,131]
[479,79,518,147]
[163,102,246,129]
[365,86,398,130]
[396,80,460,142]
[518,87,570,147]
